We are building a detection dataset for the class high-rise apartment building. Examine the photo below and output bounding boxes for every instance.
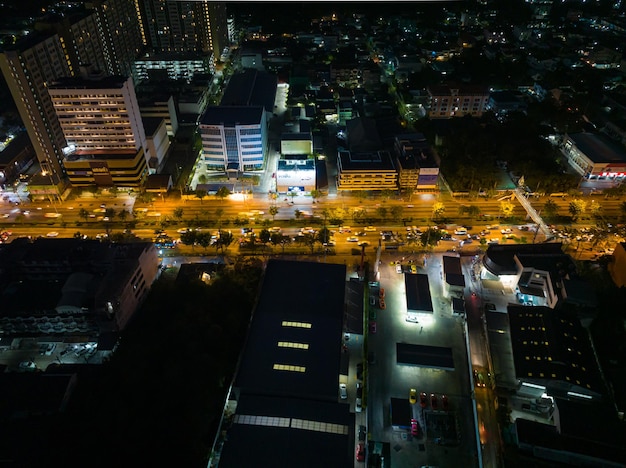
[138,0,228,59]
[48,72,151,187]
[35,0,143,78]
[0,34,73,179]
[0,0,143,190]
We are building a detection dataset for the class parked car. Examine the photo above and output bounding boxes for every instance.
[419,392,428,408]
[396,263,403,274]
[409,388,417,404]
[379,299,386,310]
[358,425,366,441]
[356,443,365,462]
[19,361,36,371]
[442,394,449,410]
[431,393,438,409]
[411,418,419,436]
[339,383,348,399]
[369,321,377,334]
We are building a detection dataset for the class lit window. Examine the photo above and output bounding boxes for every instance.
[278,342,309,350]
[273,364,306,373]
[282,321,312,329]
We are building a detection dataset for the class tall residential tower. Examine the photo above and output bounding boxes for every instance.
[138,0,228,59]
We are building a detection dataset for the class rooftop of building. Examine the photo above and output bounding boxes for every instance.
[337,150,396,172]
[221,259,350,467]
[142,117,165,136]
[0,132,31,165]
[48,75,130,90]
[200,106,264,126]
[234,260,346,399]
[566,132,626,163]
[394,132,439,170]
[508,304,603,395]
[483,243,565,276]
[220,69,277,112]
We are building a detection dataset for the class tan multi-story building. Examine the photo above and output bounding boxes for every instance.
[49,73,146,153]
[336,150,397,191]
[49,72,156,187]
[427,84,489,119]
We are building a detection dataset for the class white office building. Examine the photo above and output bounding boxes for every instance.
[199,106,267,173]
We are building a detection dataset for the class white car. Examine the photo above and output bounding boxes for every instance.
[364,226,376,232]
[19,361,37,371]
[396,264,403,274]
[339,383,348,399]
[347,236,359,242]
[46,232,59,237]
[500,228,512,234]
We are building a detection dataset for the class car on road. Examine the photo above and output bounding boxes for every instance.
[356,443,365,462]
[356,362,363,380]
[431,393,438,409]
[500,228,512,234]
[454,228,467,235]
[369,321,377,334]
[339,226,351,233]
[474,369,486,387]
[419,392,428,408]
[46,232,59,237]
[347,236,359,242]
[411,264,418,274]
[378,299,386,310]
[364,226,377,232]
[442,394,449,410]
[339,383,347,399]
[379,288,385,298]
[411,418,419,436]
[409,388,417,404]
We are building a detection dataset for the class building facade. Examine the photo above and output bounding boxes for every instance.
[133,52,214,83]
[48,72,151,187]
[49,73,146,154]
[562,132,626,180]
[138,0,228,59]
[0,34,73,180]
[427,84,489,119]
[199,106,267,173]
[336,150,398,191]
[393,133,440,191]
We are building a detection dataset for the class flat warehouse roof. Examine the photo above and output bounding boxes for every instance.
[396,343,455,370]
[235,260,347,400]
[404,273,433,312]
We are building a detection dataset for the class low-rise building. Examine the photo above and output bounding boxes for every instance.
[336,150,397,191]
[275,159,316,193]
[427,84,489,119]
[393,133,440,191]
[562,132,626,181]
[0,238,159,338]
